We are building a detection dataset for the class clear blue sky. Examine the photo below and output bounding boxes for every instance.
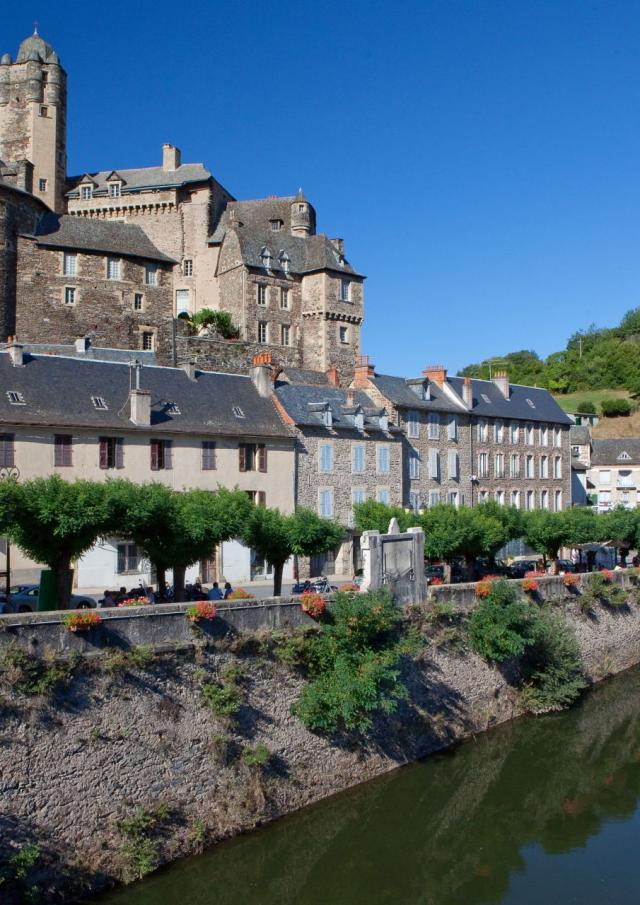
[4,0,640,377]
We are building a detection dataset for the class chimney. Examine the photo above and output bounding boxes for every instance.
[462,377,473,408]
[75,336,90,355]
[7,338,24,367]
[182,361,197,381]
[353,355,375,389]
[346,389,355,406]
[325,366,340,387]
[422,364,447,386]
[251,352,273,398]
[333,238,344,255]
[162,144,181,171]
[492,370,510,399]
[129,389,151,426]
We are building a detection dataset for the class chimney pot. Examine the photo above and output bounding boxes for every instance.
[346,390,355,406]
[462,376,473,408]
[422,364,447,385]
[353,355,375,389]
[325,367,340,387]
[251,354,274,398]
[492,370,510,399]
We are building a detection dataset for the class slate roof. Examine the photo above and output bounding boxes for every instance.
[0,353,291,439]
[570,425,592,445]
[447,376,572,424]
[370,374,465,415]
[227,229,361,278]
[24,214,176,263]
[66,163,211,197]
[0,342,157,365]
[276,368,330,386]
[275,383,393,434]
[210,199,296,242]
[591,439,640,467]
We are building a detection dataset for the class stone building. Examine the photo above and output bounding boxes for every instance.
[0,344,295,588]
[272,360,401,576]
[0,179,46,339]
[0,30,365,377]
[351,359,572,512]
[589,439,640,512]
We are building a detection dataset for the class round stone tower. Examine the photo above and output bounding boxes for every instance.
[290,189,316,237]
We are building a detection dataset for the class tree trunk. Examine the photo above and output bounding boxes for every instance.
[55,555,72,610]
[273,561,285,597]
[155,564,166,601]
[173,565,186,603]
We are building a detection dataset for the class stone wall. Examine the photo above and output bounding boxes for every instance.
[1,575,640,902]
[170,331,300,373]
[0,184,45,340]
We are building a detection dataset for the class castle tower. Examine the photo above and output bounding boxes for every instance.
[0,29,67,212]
[290,189,316,237]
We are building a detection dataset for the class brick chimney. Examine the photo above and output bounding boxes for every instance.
[162,144,181,171]
[7,338,24,367]
[325,367,340,387]
[346,390,355,406]
[423,364,447,386]
[353,355,375,389]
[492,370,510,399]
[462,377,473,408]
[251,352,274,398]
[182,361,197,381]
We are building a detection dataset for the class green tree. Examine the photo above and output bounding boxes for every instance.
[600,507,639,562]
[242,507,344,596]
[0,476,113,609]
[353,499,415,534]
[420,504,507,579]
[521,511,570,572]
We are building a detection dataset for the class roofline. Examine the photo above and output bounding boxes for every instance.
[0,350,258,379]
[0,417,293,441]
[18,233,177,265]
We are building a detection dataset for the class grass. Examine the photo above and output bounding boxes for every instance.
[552,387,633,414]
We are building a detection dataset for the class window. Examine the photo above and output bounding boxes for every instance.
[339,326,349,344]
[175,289,190,315]
[541,490,549,511]
[353,488,366,506]
[81,185,93,200]
[377,446,390,475]
[39,105,48,117]
[63,252,77,276]
[429,490,441,507]
[478,452,489,478]
[618,451,632,461]
[409,491,420,512]
[448,450,459,480]
[553,456,562,479]
[553,427,562,448]
[409,447,420,479]
[261,249,273,269]
[481,393,492,405]
[281,324,291,347]
[429,448,440,480]
[239,444,267,473]
[38,178,47,192]
[554,490,563,512]
[377,488,390,505]
[340,279,351,301]
[258,321,268,344]
[201,441,217,470]
[107,257,120,280]
[407,410,419,439]
[319,443,334,473]
[510,490,520,508]
[109,182,121,198]
[245,490,267,507]
[427,413,440,440]
[54,434,72,467]
[183,259,193,277]
[99,437,123,469]
[495,420,504,443]
[64,287,76,306]
[525,423,534,445]
[352,445,365,474]
[117,543,140,574]
[6,391,25,405]
[270,219,283,232]
[600,470,611,485]
[319,489,334,518]
[134,293,144,311]
[279,253,290,274]
[510,422,520,444]
[0,434,15,468]
[150,439,173,471]
[525,454,534,479]
[447,491,459,507]
[526,490,535,511]
[280,288,289,309]
[477,420,488,443]
[510,454,520,477]
[540,455,549,478]
[447,416,457,441]
[540,425,548,446]
[479,490,489,503]
[144,264,157,286]
[257,284,267,305]
[494,453,505,478]
[141,331,155,351]
[599,490,612,509]
[572,445,581,456]
[92,396,108,411]
[496,490,505,507]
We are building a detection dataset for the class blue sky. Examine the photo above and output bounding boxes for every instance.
[4,0,640,376]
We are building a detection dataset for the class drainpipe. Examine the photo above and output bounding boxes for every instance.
[241,270,247,340]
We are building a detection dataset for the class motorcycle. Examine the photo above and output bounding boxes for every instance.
[291,576,338,595]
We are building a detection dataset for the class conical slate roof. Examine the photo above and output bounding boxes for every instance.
[16,30,58,64]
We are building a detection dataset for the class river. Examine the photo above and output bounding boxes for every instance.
[98,665,640,905]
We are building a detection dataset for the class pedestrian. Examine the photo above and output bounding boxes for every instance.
[146,586,157,604]
[101,589,117,608]
[208,581,223,601]
[223,581,233,600]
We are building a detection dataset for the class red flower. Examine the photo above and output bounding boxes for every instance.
[601,569,614,583]
[185,601,217,623]
[563,574,579,588]
[63,611,102,632]
[300,592,326,619]
[521,577,538,593]
[430,577,444,586]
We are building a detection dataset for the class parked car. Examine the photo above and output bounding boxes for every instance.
[2,585,96,613]
[557,560,576,573]
[425,564,445,585]
[504,560,540,579]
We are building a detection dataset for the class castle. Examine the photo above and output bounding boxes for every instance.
[0,30,364,378]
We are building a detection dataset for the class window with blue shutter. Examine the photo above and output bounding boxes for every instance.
[352,445,365,473]
[319,444,333,473]
[377,446,390,475]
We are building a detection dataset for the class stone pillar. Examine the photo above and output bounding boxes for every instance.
[407,526,426,604]
[361,530,381,593]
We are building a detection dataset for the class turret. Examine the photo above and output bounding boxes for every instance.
[290,189,316,237]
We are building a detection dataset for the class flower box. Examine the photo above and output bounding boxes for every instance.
[63,611,102,633]
[185,601,217,623]
[300,592,326,619]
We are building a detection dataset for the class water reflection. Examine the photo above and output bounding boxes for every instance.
[99,667,640,905]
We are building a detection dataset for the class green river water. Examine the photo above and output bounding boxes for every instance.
[98,666,640,905]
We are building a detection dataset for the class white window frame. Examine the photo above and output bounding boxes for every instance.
[64,286,76,306]
[81,185,93,200]
[377,445,390,475]
[319,488,334,518]
[319,443,334,474]
[144,264,157,286]
[376,487,390,505]
[257,321,268,344]
[495,420,504,443]
[339,326,349,344]
[109,182,121,198]
[409,447,420,480]
[63,252,77,277]
[510,422,520,444]
[340,279,351,301]
[553,456,562,479]
[525,454,534,479]
[107,256,121,281]
[447,416,457,441]
[427,413,440,440]
[407,410,419,439]
[280,287,289,309]
[478,452,488,478]
[281,324,291,347]
[183,258,193,277]
[352,444,365,474]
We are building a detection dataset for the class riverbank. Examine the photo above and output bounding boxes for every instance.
[1,576,640,902]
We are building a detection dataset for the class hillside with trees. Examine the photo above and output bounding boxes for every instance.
[459,307,640,397]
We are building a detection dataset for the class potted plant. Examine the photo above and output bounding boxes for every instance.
[300,592,326,619]
[185,601,217,623]
[63,611,102,633]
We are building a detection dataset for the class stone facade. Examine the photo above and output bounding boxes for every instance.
[0,182,46,339]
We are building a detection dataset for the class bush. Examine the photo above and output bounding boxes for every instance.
[468,580,536,662]
[576,400,596,414]
[519,612,586,713]
[227,588,255,600]
[0,843,41,901]
[201,680,242,718]
[242,743,271,768]
[190,308,239,339]
[601,397,632,417]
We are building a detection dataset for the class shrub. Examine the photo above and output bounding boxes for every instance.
[576,400,596,414]
[468,580,536,662]
[1,643,72,695]
[227,588,255,600]
[299,592,326,619]
[475,576,501,599]
[185,601,217,623]
[600,397,631,417]
[429,577,444,586]
[201,680,242,718]
[0,842,41,901]
[338,583,361,593]
[63,611,101,632]
[242,743,271,769]
[519,612,586,713]
[190,308,239,339]
[116,802,170,884]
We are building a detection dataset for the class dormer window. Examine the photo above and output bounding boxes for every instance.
[260,247,273,269]
[278,252,290,274]
[379,413,389,432]
[6,391,25,405]
[323,407,333,429]
[109,182,121,198]
[92,396,108,411]
[81,185,93,200]
[270,219,283,232]
[618,451,632,461]
[166,402,181,415]
[354,411,365,431]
